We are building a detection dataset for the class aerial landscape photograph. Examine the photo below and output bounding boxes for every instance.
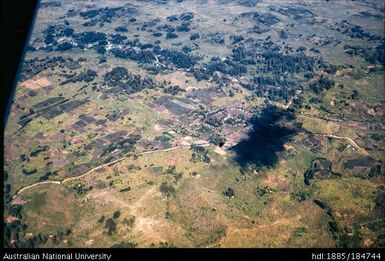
[3,0,385,249]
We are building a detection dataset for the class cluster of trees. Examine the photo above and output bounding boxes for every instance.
[159,49,196,69]
[199,57,247,79]
[163,165,183,182]
[369,164,383,178]
[43,21,125,54]
[310,47,320,53]
[104,66,129,84]
[74,31,107,47]
[167,14,179,22]
[110,34,127,44]
[241,76,297,101]
[119,187,131,192]
[50,230,72,246]
[50,30,111,52]
[232,46,248,60]
[180,12,194,21]
[111,46,157,63]
[176,21,191,32]
[205,115,223,128]
[153,31,163,37]
[56,41,73,52]
[153,13,194,39]
[316,198,366,248]
[141,19,160,31]
[104,66,158,94]
[333,20,383,41]
[163,85,185,95]
[61,69,97,85]
[207,33,225,45]
[105,218,117,235]
[190,32,200,40]
[159,182,176,198]
[98,210,121,235]
[71,182,93,196]
[166,31,178,39]
[240,11,280,26]
[190,145,211,163]
[256,186,276,196]
[110,39,198,70]
[252,76,295,88]
[113,210,121,219]
[115,26,128,32]
[223,187,235,198]
[263,87,296,102]
[79,6,136,27]
[260,51,315,74]
[208,133,226,147]
[309,75,335,94]
[248,25,269,34]
[122,215,136,227]
[44,24,74,46]
[189,40,317,101]
[226,0,262,7]
[350,89,360,100]
[304,158,338,185]
[165,12,194,22]
[269,5,314,21]
[320,63,338,74]
[344,43,385,66]
[41,22,200,74]
[157,24,176,34]
[22,168,38,176]
[192,67,211,81]
[4,204,48,248]
[80,7,121,19]
[290,191,311,202]
[30,145,49,157]
[39,170,58,181]
[21,56,68,80]
[42,22,122,53]
[343,44,366,56]
[155,134,172,149]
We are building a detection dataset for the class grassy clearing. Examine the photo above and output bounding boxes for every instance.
[312,178,377,217]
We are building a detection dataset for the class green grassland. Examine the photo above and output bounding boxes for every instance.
[15,146,336,247]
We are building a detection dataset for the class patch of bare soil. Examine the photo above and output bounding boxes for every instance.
[21,76,53,90]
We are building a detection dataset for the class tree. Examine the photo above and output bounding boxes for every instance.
[350,90,359,100]
[113,210,121,219]
[123,216,136,227]
[160,182,175,198]
[98,215,105,223]
[105,218,117,235]
[166,32,178,39]
[190,33,200,40]
[224,187,235,198]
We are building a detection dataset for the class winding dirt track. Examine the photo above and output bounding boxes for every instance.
[11,146,188,200]
[321,134,363,149]
[10,133,364,200]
